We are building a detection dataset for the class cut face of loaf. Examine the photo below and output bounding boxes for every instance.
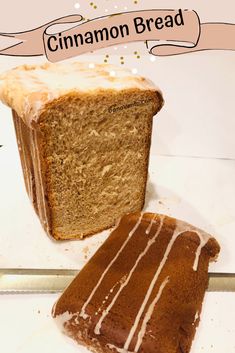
[0,62,163,239]
[16,89,162,239]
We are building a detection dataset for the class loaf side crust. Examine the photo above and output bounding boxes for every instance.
[12,110,52,235]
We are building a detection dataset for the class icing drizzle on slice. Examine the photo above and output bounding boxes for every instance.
[80,213,144,319]
[193,230,211,271]
[122,222,189,351]
[134,276,170,352]
[145,214,157,235]
[56,213,212,353]
[94,215,165,335]
[106,220,211,353]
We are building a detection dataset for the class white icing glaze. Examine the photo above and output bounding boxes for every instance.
[134,276,169,352]
[54,310,75,334]
[0,62,159,126]
[145,214,157,235]
[94,215,164,335]
[107,343,127,353]
[128,213,145,238]
[80,213,144,320]
[96,277,126,316]
[194,310,199,323]
[193,230,211,271]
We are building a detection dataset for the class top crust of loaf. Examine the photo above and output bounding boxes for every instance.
[0,61,163,127]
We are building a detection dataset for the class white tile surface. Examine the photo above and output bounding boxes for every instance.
[0,292,235,353]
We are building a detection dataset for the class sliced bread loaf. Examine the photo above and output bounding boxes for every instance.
[0,62,163,239]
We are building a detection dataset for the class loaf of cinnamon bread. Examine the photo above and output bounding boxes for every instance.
[0,62,163,239]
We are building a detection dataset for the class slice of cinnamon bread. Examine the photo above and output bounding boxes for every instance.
[52,212,220,353]
[0,62,163,239]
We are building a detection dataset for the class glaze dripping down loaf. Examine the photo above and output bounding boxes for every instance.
[0,62,163,239]
[52,212,220,353]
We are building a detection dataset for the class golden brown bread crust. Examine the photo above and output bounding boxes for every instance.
[53,212,220,353]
